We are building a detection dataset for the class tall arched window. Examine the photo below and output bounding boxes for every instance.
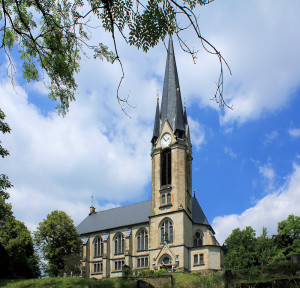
[114,233,125,254]
[94,237,103,257]
[193,231,203,247]
[160,219,173,243]
[161,149,171,186]
[137,229,148,251]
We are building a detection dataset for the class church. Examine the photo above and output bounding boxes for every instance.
[77,38,223,278]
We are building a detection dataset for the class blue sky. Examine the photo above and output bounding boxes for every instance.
[1,1,300,244]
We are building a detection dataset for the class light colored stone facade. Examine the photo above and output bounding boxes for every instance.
[79,118,223,279]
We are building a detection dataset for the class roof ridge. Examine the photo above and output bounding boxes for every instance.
[95,199,151,214]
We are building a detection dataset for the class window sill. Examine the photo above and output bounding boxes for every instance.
[114,253,125,256]
[160,186,172,191]
[137,249,149,252]
[94,255,103,259]
[136,266,149,269]
[160,203,172,209]
[91,272,103,275]
[193,264,205,267]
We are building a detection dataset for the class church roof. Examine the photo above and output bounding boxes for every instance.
[160,38,185,134]
[192,197,210,226]
[77,200,152,235]
[77,198,211,235]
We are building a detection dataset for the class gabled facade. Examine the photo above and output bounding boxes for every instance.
[77,38,223,278]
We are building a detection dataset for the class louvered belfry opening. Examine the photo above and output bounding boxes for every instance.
[161,149,171,186]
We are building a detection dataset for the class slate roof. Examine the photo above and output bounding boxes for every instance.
[152,99,160,143]
[77,200,152,235]
[160,38,185,134]
[77,198,211,235]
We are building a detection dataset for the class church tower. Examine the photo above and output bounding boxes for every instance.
[149,38,194,270]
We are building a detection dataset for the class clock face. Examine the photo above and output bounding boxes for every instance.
[161,133,171,148]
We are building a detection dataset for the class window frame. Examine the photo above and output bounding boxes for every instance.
[137,256,149,268]
[114,260,125,271]
[161,149,171,186]
[114,233,125,255]
[93,262,103,273]
[94,237,103,258]
[160,219,174,244]
[193,253,204,266]
[136,229,149,251]
[193,231,203,247]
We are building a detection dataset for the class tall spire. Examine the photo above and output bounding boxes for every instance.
[152,97,160,144]
[160,37,185,136]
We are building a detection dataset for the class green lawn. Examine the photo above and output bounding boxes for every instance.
[0,277,136,288]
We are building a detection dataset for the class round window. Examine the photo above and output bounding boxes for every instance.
[163,256,170,264]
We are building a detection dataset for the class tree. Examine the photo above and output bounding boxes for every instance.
[0,0,230,115]
[34,210,82,277]
[273,215,300,260]
[224,226,257,270]
[63,253,81,277]
[0,216,40,278]
[255,227,277,266]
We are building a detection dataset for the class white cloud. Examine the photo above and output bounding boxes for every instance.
[289,128,300,138]
[0,54,157,229]
[187,116,205,150]
[263,130,279,146]
[172,1,300,125]
[224,146,237,159]
[213,163,300,244]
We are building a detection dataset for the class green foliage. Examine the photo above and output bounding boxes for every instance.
[224,215,300,270]
[62,253,81,277]
[0,216,40,278]
[255,227,277,265]
[34,210,82,277]
[0,242,14,279]
[122,265,133,278]
[224,226,258,269]
[0,0,221,115]
[0,109,13,201]
[273,215,300,260]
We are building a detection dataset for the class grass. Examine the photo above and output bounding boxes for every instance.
[1,263,299,288]
[172,272,225,288]
[0,277,137,288]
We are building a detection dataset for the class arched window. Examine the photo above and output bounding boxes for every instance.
[137,229,148,251]
[160,219,173,243]
[94,237,103,257]
[114,233,125,254]
[161,149,171,186]
[193,231,203,247]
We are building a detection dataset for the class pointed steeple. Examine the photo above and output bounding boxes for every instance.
[152,97,160,144]
[160,38,185,136]
[183,104,188,126]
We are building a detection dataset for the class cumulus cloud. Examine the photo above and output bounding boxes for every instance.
[0,53,158,229]
[289,128,300,138]
[172,1,300,125]
[187,116,205,150]
[213,163,300,244]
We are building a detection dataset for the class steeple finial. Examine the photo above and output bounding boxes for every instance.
[193,190,196,198]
